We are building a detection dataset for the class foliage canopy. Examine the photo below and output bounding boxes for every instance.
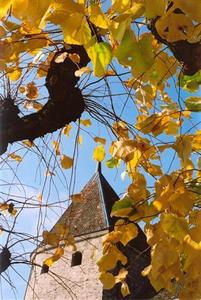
[0,0,201,299]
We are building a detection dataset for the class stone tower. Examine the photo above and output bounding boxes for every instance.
[24,165,156,300]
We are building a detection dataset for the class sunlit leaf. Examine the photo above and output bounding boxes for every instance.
[88,3,108,29]
[179,71,201,92]
[7,67,22,81]
[121,281,130,297]
[185,97,201,112]
[25,82,39,100]
[156,13,193,42]
[22,140,33,148]
[63,124,72,137]
[60,155,73,169]
[55,52,68,63]
[145,0,168,19]
[80,119,91,127]
[160,213,189,242]
[94,137,106,145]
[93,145,105,162]
[42,231,59,246]
[43,247,64,267]
[173,136,192,162]
[111,196,134,218]
[106,157,120,169]
[174,0,201,22]
[86,39,112,77]
[114,219,138,246]
[8,153,22,162]
[78,135,83,145]
[52,141,60,156]
[68,53,80,64]
[70,193,82,203]
[99,272,115,289]
[75,66,91,77]
[115,268,128,283]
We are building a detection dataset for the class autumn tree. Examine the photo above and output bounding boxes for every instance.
[0,0,201,299]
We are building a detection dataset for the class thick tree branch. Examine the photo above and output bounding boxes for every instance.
[0,45,90,155]
[148,18,201,76]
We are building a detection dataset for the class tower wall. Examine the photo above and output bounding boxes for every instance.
[25,230,108,300]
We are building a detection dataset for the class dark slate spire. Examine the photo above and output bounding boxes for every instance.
[96,161,102,174]
[53,165,119,236]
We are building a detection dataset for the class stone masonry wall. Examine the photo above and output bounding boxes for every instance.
[25,230,108,300]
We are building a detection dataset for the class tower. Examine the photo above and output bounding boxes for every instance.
[25,165,156,300]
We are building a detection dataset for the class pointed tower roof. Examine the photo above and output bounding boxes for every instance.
[54,164,119,236]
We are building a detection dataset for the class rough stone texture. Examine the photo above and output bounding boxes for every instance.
[25,231,107,300]
[53,171,119,237]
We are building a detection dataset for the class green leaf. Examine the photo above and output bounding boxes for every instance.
[115,30,154,76]
[106,157,120,168]
[179,71,201,92]
[111,196,134,218]
[185,96,201,112]
[85,39,112,77]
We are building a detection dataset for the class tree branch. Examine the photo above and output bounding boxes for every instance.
[0,45,90,155]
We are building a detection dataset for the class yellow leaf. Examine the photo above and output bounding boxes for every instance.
[97,245,127,272]
[126,149,142,174]
[173,135,192,162]
[60,155,73,169]
[75,66,91,77]
[146,163,162,177]
[10,0,52,28]
[63,124,72,137]
[88,3,108,29]
[156,13,193,43]
[43,247,64,267]
[78,135,83,145]
[0,203,9,211]
[37,193,42,202]
[94,137,106,145]
[174,0,201,22]
[115,268,128,283]
[165,120,179,136]
[70,193,82,203]
[42,231,59,246]
[113,121,129,140]
[103,231,121,244]
[64,234,76,251]
[0,1,12,19]
[7,67,22,81]
[33,101,43,111]
[8,153,22,162]
[160,213,189,242]
[99,272,115,289]
[192,131,201,151]
[45,1,91,45]
[111,140,137,162]
[54,52,68,63]
[25,82,38,100]
[93,145,105,162]
[115,220,138,246]
[121,281,130,297]
[80,119,91,127]
[136,113,168,136]
[22,140,33,148]
[145,0,168,19]
[52,141,61,156]
[68,53,80,64]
